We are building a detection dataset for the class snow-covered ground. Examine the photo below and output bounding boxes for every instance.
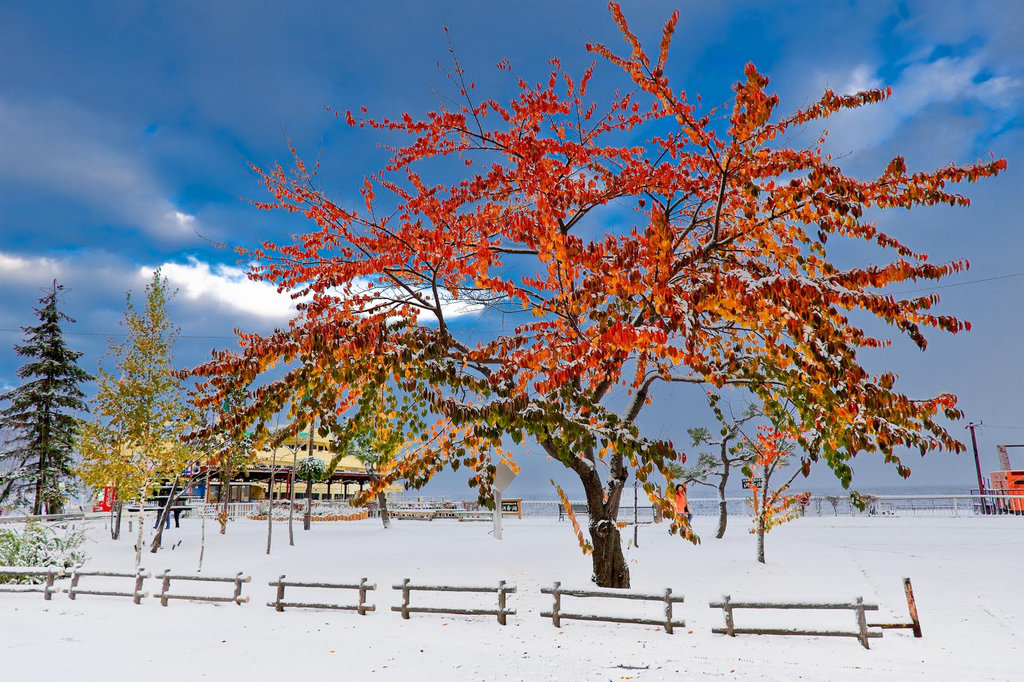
[1,512,1020,681]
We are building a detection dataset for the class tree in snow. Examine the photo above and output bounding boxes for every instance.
[0,282,91,515]
[192,387,256,535]
[670,400,760,539]
[342,412,404,529]
[745,426,810,564]
[78,271,193,543]
[190,4,1005,587]
[295,452,326,530]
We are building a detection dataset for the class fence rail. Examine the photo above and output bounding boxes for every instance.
[0,566,64,599]
[69,567,149,604]
[157,570,250,607]
[391,578,516,625]
[267,575,375,613]
[710,595,881,648]
[540,581,685,633]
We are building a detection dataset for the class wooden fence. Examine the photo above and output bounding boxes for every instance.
[267,575,376,614]
[392,578,516,625]
[0,566,64,599]
[69,567,149,604]
[709,595,881,649]
[868,577,923,638]
[540,581,685,633]
[157,570,250,607]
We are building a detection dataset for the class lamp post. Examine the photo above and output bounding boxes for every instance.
[967,422,986,514]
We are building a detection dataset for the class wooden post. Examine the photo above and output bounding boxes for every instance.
[358,577,370,615]
[233,571,246,605]
[723,595,735,636]
[551,581,561,628]
[497,580,508,625]
[68,570,81,600]
[133,569,147,605]
[44,569,59,600]
[275,574,287,612]
[160,570,171,607]
[904,577,922,637]
[855,597,870,649]
[663,588,674,634]
[399,578,410,619]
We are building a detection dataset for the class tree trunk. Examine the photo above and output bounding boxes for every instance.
[589,515,630,588]
[303,478,312,531]
[288,453,296,546]
[756,514,766,564]
[133,507,145,570]
[266,451,276,555]
[219,473,229,534]
[716,468,730,539]
[32,449,44,516]
[376,491,390,528]
[111,499,123,540]
[581,475,630,588]
[150,478,177,553]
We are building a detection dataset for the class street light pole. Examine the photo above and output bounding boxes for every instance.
[967,421,985,498]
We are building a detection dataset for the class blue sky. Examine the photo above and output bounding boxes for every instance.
[1,1,1021,498]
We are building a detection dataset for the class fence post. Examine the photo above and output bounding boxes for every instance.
[357,577,371,615]
[399,578,410,619]
[663,588,674,634]
[497,580,508,626]
[133,569,147,605]
[274,574,287,612]
[855,596,870,649]
[722,595,735,636]
[904,577,922,638]
[160,570,171,607]
[69,569,81,601]
[551,581,561,628]
[232,572,248,605]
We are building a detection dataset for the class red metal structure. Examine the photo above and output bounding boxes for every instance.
[991,445,1024,514]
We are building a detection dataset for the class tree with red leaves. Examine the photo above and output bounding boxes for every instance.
[191,4,1004,587]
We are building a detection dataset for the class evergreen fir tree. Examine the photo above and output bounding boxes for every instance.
[0,282,92,515]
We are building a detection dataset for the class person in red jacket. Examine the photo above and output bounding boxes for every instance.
[674,482,691,523]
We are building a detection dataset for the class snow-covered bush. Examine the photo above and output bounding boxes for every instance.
[0,522,86,582]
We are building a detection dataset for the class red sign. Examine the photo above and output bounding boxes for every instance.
[93,486,116,512]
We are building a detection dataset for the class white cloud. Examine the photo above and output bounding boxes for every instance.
[0,250,62,284]
[0,96,197,240]
[840,65,882,96]
[145,256,484,324]
[142,258,299,321]
[817,54,1020,156]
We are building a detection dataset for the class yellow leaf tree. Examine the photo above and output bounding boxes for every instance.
[78,270,193,542]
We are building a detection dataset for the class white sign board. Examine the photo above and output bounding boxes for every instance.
[493,461,516,494]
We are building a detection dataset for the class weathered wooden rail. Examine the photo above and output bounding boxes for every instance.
[267,575,375,614]
[69,567,149,604]
[157,570,250,606]
[0,566,64,599]
[867,577,923,638]
[391,578,516,624]
[540,581,685,633]
[709,595,881,648]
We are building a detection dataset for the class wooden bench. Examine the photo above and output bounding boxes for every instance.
[558,503,589,522]
[391,510,436,521]
[456,514,492,522]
